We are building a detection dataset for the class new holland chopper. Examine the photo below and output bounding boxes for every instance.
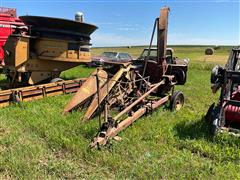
[64,7,189,148]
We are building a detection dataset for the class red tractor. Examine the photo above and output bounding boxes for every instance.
[0,7,24,66]
[206,48,240,135]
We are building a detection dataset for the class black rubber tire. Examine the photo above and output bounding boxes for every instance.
[174,70,186,85]
[50,78,63,83]
[170,91,184,111]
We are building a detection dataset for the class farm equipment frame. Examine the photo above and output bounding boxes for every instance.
[64,6,189,148]
[206,48,240,135]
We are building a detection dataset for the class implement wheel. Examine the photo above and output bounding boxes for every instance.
[170,91,184,111]
[175,70,186,85]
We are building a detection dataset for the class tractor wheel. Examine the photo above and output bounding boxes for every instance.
[170,91,184,111]
[175,70,186,85]
[50,78,63,83]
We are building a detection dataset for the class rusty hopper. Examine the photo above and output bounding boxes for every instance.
[3,16,97,86]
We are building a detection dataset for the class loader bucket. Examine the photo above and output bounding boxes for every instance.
[63,69,108,113]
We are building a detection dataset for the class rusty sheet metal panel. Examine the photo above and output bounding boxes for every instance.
[84,66,131,120]
[4,36,29,67]
[15,37,29,67]
[35,38,92,63]
[63,69,108,113]
[157,6,170,60]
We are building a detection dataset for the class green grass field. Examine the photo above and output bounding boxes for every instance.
[1,46,240,179]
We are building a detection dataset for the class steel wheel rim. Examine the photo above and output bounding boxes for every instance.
[175,99,183,111]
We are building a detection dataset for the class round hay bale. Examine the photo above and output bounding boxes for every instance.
[205,48,214,55]
[127,46,131,49]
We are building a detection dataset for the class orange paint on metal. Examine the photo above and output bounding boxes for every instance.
[63,69,108,113]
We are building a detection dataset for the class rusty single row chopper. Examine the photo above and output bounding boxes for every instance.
[64,7,189,148]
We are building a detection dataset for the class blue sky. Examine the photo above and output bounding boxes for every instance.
[1,0,239,47]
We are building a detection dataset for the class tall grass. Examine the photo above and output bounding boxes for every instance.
[0,46,239,179]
